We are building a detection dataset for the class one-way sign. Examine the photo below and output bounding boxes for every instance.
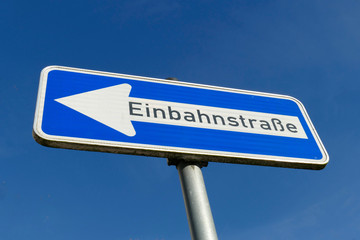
[33,66,329,169]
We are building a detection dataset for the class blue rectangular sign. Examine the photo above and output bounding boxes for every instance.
[33,66,328,169]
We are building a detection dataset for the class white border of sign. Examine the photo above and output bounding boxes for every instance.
[33,66,329,170]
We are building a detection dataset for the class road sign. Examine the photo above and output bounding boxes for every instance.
[33,66,329,169]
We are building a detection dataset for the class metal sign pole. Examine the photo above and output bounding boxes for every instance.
[169,159,218,240]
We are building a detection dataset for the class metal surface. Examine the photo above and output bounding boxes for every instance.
[177,161,218,240]
[33,65,329,169]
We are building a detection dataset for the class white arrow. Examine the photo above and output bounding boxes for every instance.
[55,84,307,139]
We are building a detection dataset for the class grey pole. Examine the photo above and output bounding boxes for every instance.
[175,160,218,240]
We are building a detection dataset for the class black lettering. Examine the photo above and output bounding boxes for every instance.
[129,102,143,116]
[259,120,271,130]
[145,104,150,117]
[248,119,257,128]
[184,112,195,122]
[286,123,298,133]
[197,110,210,124]
[168,106,181,120]
[239,115,248,128]
[271,118,284,131]
[153,108,166,119]
[213,115,225,125]
[227,116,239,126]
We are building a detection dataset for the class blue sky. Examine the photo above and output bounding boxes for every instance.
[1,1,360,239]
